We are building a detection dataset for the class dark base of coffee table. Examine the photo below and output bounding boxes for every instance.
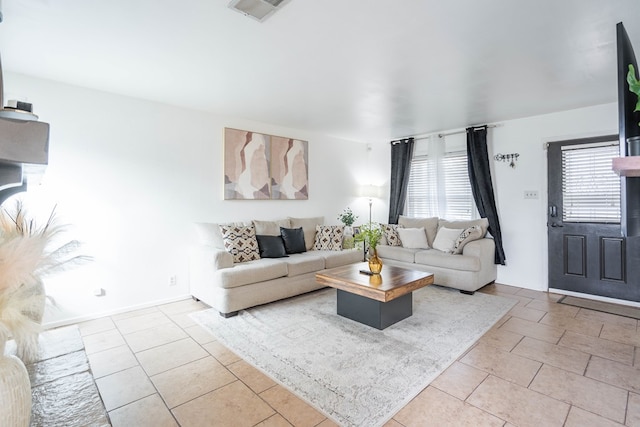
[336,289,412,330]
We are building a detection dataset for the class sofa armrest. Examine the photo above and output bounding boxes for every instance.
[462,238,497,284]
[462,238,494,258]
[191,246,234,271]
[213,249,234,270]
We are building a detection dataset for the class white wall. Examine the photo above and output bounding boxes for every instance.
[489,103,617,290]
[4,72,380,327]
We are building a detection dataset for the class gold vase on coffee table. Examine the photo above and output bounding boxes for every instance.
[368,249,383,274]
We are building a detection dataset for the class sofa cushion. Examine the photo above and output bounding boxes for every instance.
[415,250,480,272]
[398,216,439,247]
[256,235,288,258]
[397,227,429,249]
[439,218,489,237]
[381,224,403,246]
[253,219,291,236]
[219,224,261,263]
[216,259,288,289]
[452,225,484,254]
[376,245,420,263]
[432,227,464,253]
[321,249,364,269]
[289,216,324,251]
[280,227,307,254]
[285,253,326,276]
[313,225,344,251]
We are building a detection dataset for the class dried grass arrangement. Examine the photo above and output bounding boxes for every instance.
[0,201,88,362]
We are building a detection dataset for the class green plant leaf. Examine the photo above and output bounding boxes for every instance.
[353,222,382,249]
[628,64,640,113]
[337,207,358,227]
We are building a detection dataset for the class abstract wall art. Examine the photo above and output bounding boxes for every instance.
[271,136,309,200]
[224,128,308,200]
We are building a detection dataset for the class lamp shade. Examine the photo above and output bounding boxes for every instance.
[359,185,381,199]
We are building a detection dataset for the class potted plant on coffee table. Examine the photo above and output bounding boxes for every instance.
[354,222,383,273]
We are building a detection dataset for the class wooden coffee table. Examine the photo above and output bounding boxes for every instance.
[315,262,434,330]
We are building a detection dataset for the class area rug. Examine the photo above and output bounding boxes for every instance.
[558,295,640,320]
[191,286,515,427]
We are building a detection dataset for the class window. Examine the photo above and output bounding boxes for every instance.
[562,141,620,223]
[405,136,477,220]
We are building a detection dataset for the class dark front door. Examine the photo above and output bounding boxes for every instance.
[547,135,640,301]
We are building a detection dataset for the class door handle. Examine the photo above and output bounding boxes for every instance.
[549,205,557,217]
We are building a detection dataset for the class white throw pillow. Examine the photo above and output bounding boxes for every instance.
[397,227,429,249]
[432,227,464,253]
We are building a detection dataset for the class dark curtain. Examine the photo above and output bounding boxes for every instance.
[388,137,414,224]
[466,126,506,265]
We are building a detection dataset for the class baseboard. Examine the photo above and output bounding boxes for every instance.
[548,288,640,309]
[41,294,194,330]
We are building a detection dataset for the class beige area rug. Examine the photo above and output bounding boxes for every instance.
[558,295,640,320]
[191,286,516,427]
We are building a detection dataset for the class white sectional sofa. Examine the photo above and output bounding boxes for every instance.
[189,217,362,317]
[376,216,497,294]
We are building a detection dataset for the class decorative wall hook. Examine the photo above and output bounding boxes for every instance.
[494,153,520,168]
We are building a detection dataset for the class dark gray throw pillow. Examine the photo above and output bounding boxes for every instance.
[280,227,307,254]
[256,235,288,258]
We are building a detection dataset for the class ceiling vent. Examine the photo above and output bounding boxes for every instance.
[228,0,290,22]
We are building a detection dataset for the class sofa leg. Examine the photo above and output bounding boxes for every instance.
[220,311,239,318]
[459,290,475,295]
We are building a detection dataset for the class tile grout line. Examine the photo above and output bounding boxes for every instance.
[108,310,178,425]
[134,305,206,425]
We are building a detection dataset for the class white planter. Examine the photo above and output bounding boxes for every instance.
[0,341,32,427]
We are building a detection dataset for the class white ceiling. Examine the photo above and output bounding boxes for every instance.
[1,0,640,142]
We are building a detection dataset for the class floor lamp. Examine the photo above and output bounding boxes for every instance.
[359,185,381,261]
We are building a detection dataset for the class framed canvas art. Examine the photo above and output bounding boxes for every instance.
[224,128,271,200]
[224,128,308,200]
[271,136,309,200]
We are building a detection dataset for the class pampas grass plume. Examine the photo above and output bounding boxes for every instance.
[0,200,88,363]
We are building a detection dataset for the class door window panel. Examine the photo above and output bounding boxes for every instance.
[561,142,620,223]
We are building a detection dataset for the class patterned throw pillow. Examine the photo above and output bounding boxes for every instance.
[452,225,483,254]
[382,224,403,246]
[219,225,261,263]
[313,225,344,251]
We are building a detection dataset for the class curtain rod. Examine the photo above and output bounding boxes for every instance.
[391,123,501,143]
[437,124,500,138]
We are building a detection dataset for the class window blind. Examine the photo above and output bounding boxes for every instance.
[406,150,475,220]
[561,142,620,223]
[442,151,474,219]
[405,155,434,218]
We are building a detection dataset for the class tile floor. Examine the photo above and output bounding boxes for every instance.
[74,283,640,426]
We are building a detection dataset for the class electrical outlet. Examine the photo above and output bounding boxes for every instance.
[169,275,177,286]
[524,190,539,199]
